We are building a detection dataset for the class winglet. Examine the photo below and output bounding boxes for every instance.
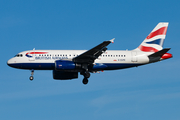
[110,38,115,43]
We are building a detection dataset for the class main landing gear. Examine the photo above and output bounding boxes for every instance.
[80,64,91,85]
[29,69,34,81]
[81,71,90,85]
[83,78,88,84]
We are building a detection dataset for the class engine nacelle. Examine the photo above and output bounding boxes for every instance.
[55,60,81,70]
[53,70,78,80]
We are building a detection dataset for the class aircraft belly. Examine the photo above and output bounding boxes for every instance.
[20,63,55,70]
[102,63,142,70]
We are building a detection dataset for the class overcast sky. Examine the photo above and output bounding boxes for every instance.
[0,0,180,120]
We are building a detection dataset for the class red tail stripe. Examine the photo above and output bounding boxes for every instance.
[146,27,167,39]
[139,45,158,52]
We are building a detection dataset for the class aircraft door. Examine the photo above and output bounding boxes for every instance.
[29,52,35,61]
[131,51,137,62]
[29,49,35,61]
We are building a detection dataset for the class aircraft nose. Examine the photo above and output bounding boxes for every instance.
[7,58,22,69]
[7,59,13,67]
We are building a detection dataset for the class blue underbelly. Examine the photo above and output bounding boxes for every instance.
[10,63,142,71]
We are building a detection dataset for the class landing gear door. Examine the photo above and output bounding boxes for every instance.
[131,51,137,62]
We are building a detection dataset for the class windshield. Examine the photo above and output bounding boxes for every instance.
[14,54,23,57]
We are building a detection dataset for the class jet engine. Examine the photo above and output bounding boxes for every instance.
[53,70,78,80]
[55,60,81,70]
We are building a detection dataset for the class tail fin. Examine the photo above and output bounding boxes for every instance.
[135,22,169,52]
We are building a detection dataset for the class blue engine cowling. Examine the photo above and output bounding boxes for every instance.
[55,60,81,70]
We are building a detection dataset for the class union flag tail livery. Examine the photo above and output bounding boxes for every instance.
[136,22,168,52]
[7,22,172,85]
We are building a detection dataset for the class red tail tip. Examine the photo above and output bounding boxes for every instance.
[161,53,173,59]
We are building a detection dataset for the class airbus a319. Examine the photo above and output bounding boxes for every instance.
[7,22,172,84]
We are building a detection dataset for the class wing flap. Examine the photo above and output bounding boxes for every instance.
[73,38,115,64]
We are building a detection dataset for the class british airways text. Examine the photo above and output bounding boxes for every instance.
[35,56,68,60]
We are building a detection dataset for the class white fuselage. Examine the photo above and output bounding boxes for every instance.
[7,49,150,71]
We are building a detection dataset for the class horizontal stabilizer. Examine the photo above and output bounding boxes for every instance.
[148,48,171,63]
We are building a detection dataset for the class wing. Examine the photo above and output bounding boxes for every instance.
[73,38,115,64]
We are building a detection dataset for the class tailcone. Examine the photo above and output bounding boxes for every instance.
[161,53,173,60]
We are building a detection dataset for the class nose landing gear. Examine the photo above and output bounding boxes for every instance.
[29,76,34,80]
[29,69,34,81]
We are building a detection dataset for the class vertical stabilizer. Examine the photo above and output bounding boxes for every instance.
[135,22,169,52]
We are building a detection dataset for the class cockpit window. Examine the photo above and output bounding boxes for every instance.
[15,54,23,57]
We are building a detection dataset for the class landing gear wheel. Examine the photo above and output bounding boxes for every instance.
[29,76,34,81]
[29,69,34,81]
[82,78,88,85]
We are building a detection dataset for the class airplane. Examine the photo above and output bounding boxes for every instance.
[7,22,172,85]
